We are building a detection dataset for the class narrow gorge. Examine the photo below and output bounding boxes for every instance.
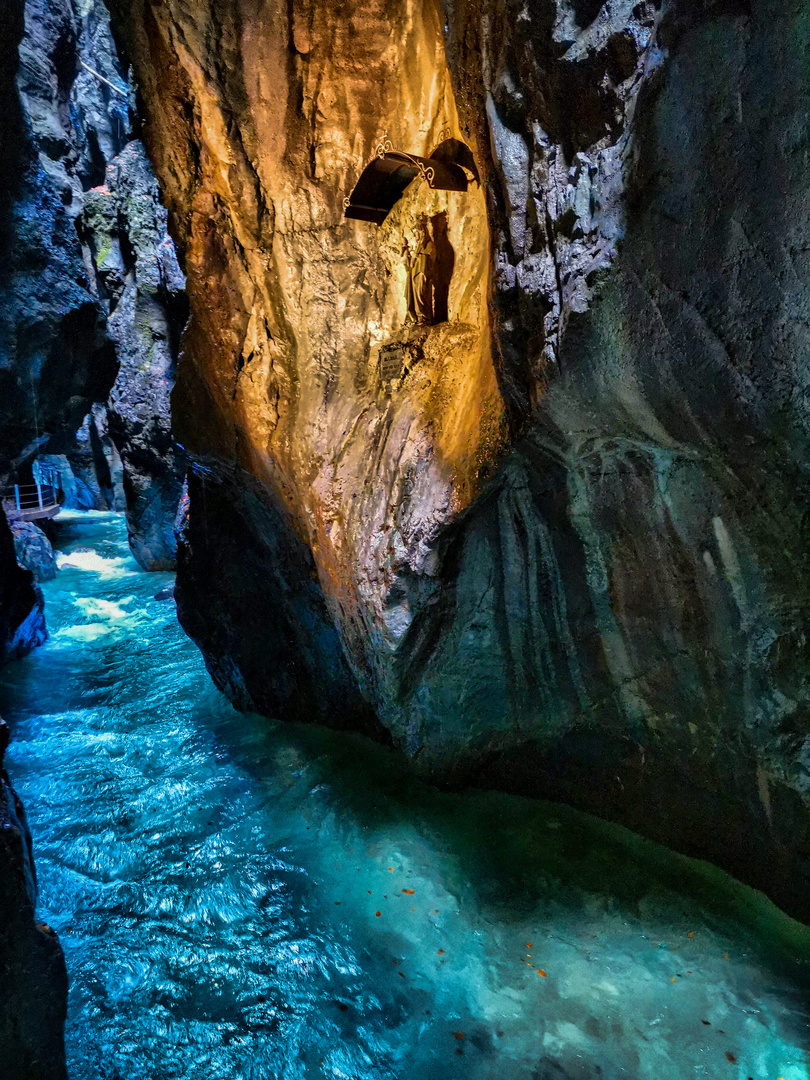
[1,0,809,1076]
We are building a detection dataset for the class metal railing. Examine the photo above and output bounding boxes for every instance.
[1,483,60,520]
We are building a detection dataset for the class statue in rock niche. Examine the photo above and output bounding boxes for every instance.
[403,216,436,324]
[402,212,455,326]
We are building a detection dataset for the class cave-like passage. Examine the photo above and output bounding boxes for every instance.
[0,512,809,1079]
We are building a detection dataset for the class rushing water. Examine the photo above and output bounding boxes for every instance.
[0,511,809,1079]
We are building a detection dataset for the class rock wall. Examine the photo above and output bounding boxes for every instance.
[83,139,188,569]
[0,0,186,571]
[107,0,810,921]
[0,509,47,666]
[0,0,119,478]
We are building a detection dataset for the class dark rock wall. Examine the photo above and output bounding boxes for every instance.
[0,0,186,570]
[175,461,381,735]
[0,509,46,666]
[426,0,810,917]
[106,0,810,920]
[0,0,119,476]
[0,721,68,1080]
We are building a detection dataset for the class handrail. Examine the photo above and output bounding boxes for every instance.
[1,484,56,494]
[1,484,60,514]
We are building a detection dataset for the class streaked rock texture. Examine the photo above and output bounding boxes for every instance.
[83,139,188,568]
[108,0,810,920]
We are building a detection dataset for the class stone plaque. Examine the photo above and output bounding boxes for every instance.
[379,342,406,382]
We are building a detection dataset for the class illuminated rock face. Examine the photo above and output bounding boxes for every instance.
[108,0,503,715]
[109,0,810,920]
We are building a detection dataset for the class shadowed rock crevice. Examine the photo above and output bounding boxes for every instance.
[175,462,386,741]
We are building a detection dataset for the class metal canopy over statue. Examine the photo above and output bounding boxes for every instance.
[343,136,477,225]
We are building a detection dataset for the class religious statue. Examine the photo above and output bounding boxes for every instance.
[404,217,436,324]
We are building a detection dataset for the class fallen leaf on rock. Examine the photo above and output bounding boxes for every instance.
[375,911,381,917]
[725,1051,736,1063]
[537,969,547,977]
[402,888,415,894]
[453,1032,465,1041]
[436,949,445,955]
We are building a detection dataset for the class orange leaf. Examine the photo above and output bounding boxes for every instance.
[402,888,415,894]
[537,969,547,977]
[526,942,533,949]
[375,911,381,917]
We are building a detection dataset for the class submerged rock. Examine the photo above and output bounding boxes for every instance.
[107,0,810,920]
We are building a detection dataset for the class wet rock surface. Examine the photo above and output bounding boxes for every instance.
[0,508,46,666]
[11,520,57,583]
[106,0,810,920]
[0,719,67,1080]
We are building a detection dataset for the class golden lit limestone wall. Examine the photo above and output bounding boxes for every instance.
[114,0,504,703]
